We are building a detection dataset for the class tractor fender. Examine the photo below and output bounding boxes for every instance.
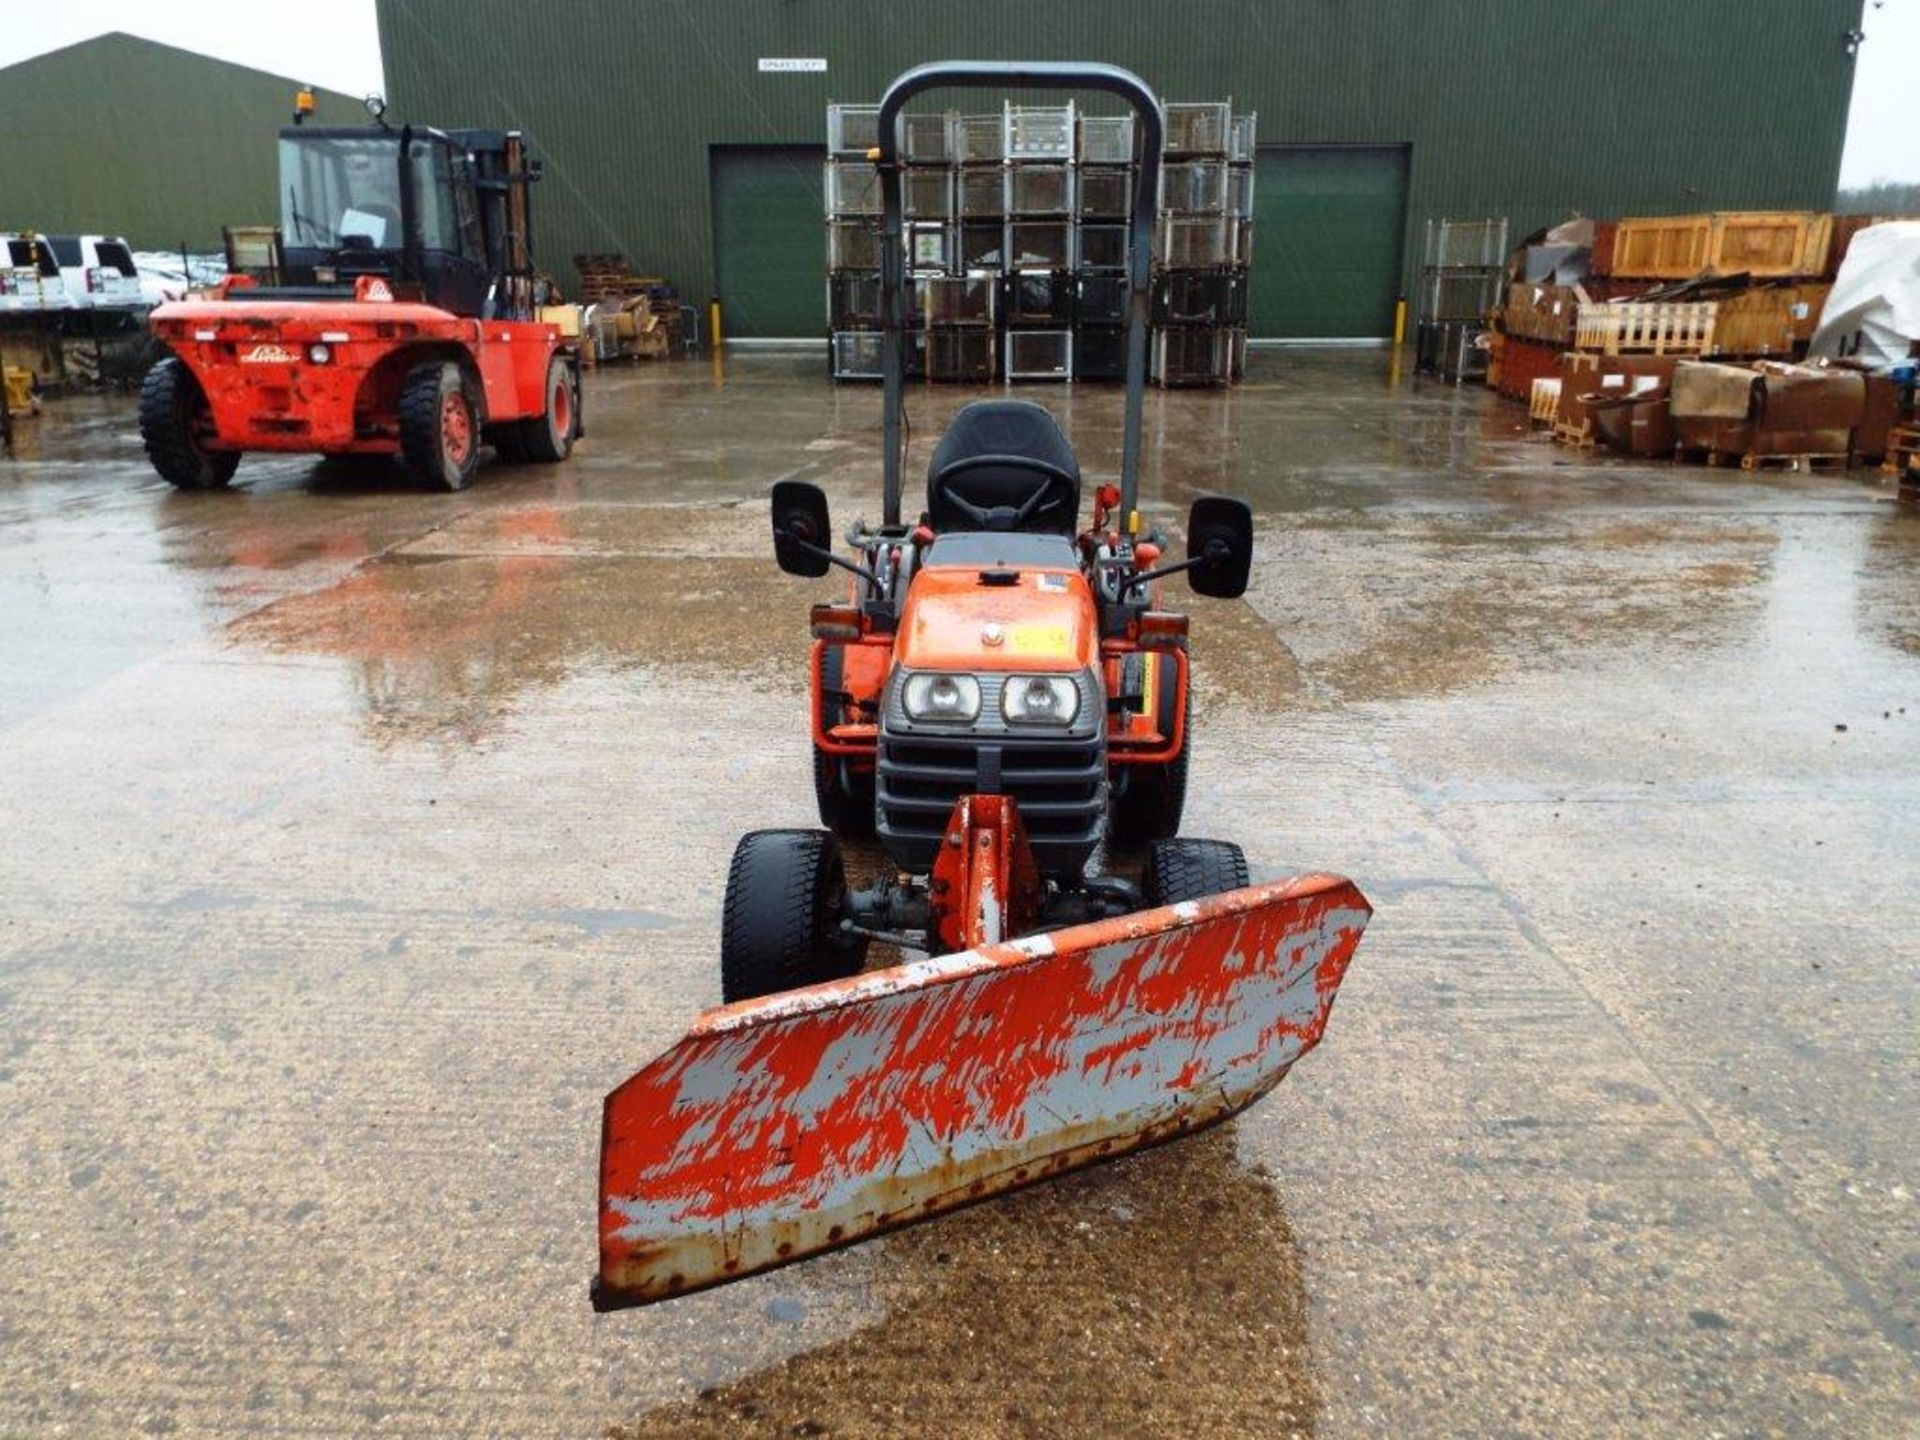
[360,341,488,429]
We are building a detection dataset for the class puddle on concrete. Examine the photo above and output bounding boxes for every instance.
[609,1128,1317,1440]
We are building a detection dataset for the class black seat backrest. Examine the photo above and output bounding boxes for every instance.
[925,399,1081,534]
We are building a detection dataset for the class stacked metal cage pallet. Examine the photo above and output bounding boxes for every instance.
[1415,217,1508,384]
[1151,103,1253,386]
[826,97,1251,386]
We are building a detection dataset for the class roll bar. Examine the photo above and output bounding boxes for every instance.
[875,61,1164,528]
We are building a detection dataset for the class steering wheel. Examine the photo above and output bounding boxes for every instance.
[931,455,1078,531]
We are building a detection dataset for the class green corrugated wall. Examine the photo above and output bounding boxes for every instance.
[375,0,1861,334]
[0,33,365,250]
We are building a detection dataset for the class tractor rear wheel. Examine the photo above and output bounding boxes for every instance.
[138,357,239,490]
[398,361,480,491]
[813,645,876,838]
[720,829,868,1003]
[1108,653,1189,848]
[516,354,579,462]
[1142,837,1249,907]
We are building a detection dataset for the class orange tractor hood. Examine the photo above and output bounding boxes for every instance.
[896,564,1098,673]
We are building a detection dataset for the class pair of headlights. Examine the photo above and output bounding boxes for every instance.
[902,672,1082,727]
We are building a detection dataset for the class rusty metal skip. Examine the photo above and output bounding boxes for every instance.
[592,61,1372,1311]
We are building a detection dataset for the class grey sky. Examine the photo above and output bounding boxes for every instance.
[1,1,1914,187]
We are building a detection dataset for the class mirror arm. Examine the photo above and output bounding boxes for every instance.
[1120,554,1207,594]
[788,532,882,587]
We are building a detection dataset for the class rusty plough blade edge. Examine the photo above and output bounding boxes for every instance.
[594,872,1370,1311]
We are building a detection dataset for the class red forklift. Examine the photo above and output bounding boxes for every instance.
[141,99,578,491]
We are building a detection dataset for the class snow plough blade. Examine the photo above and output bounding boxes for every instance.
[593,873,1370,1310]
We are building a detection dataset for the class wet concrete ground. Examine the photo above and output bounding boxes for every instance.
[1,350,1916,1437]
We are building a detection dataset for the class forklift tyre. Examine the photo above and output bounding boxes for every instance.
[516,354,579,463]
[139,358,240,490]
[813,645,876,838]
[1108,653,1189,848]
[1142,837,1249,907]
[399,361,481,491]
[720,829,869,1003]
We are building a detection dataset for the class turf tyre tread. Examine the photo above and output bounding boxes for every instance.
[720,829,867,1003]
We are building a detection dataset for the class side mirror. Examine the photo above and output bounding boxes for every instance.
[1185,496,1253,599]
[771,479,833,578]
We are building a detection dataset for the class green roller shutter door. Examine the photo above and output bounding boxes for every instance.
[1249,145,1410,339]
[710,145,827,339]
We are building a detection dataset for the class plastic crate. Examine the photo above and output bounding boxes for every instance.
[1154,271,1235,326]
[1227,111,1257,163]
[1009,163,1073,217]
[1152,325,1232,386]
[1076,223,1129,273]
[959,221,1004,271]
[904,168,955,220]
[907,221,953,274]
[921,272,996,327]
[1006,329,1072,380]
[1003,270,1074,326]
[1164,102,1230,157]
[1008,221,1072,269]
[926,326,996,381]
[1156,215,1233,269]
[825,159,880,216]
[829,218,882,270]
[959,168,1005,218]
[1073,325,1128,381]
[829,270,883,329]
[1006,105,1073,159]
[1227,165,1255,219]
[1075,273,1128,327]
[1078,167,1130,220]
[1078,114,1134,164]
[1161,161,1228,215]
[955,113,1004,164]
[903,112,955,163]
[827,103,879,156]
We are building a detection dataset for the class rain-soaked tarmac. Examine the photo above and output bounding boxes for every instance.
[1,350,1916,1437]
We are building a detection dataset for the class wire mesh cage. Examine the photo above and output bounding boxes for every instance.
[902,112,956,164]
[829,270,883,329]
[825,159,881,216]
[1227,111,1258,164]
[827,103,879,156]
[1156,215,1233,270]
[904,168,955,220]
[1420,268,1503,323]
[959,220,1005,271]
[1423,217,1510,271]
[1163,102,1230,157]
[1008,164,1074,217]
[1160,161,1229,215]
[831,329,883,380]
[1227,165,1255,220]
[1152,325,1233,386]
[1006,105,1074,160]
[1005,328,1072,380]
[1075,273,1128,327]
[1008,221,1073,270]
[921,272,997,327]
[926,326,997,381]
[1073,326,1127,380]
[959,168,1006,219]
[829,218,883,270]
[1077,114,1134,164]
[1076,223,1129,273]
[1077,167,1130,220]
[955,113,1005,165]
[1002,270,1074,326]
[907,222,955,275]
[1154,271,1236,326]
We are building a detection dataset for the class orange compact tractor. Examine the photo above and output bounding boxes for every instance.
[141,105,578,491]
[594,63,1371,1309]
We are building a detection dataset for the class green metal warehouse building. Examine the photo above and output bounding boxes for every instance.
[0,34,365,251]
[377,0,1863,341]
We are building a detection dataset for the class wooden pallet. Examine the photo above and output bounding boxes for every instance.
[1552,417,1598,449]
[1698,450,1850,474]
[1528,377,1562,428]
[1575,301,1716,357]
[1883,424,1920,480]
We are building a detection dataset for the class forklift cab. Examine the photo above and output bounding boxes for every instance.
[274,125,537,319]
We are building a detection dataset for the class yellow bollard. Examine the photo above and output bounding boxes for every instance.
[707,296,724,353]
[1392,296,1408,348]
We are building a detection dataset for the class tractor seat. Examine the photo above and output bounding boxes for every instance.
[925,399,1081,535]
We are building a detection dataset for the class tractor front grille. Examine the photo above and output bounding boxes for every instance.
[876,728,1106,879]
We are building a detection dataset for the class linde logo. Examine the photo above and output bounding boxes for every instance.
[239,345,300,364]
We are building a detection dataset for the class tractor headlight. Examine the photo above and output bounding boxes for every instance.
[902,672,981,724]
[307,342,332,364]
[1002,674,1081,726]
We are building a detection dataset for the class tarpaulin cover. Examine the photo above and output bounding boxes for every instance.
[1809,221,1920,367]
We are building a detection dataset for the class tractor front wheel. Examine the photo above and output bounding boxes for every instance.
[516,354,579,463]
[139,357,239,490]
[398,361,481,491]
[1142,837,1249,907]
[720,829,868,1003]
